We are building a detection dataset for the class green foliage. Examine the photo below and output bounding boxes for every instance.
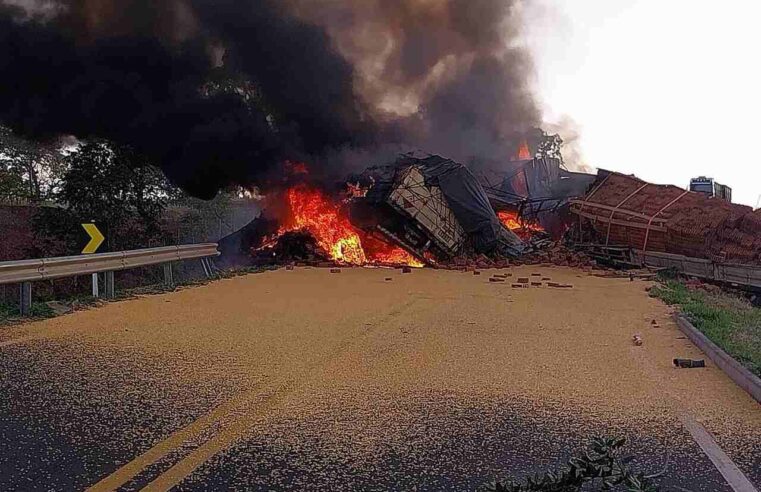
[58,141,173,250]
[536,132,564,164]
[0,166,26,197]
[0,126,67,202]
[484,437,659,492]
[0,301,54,323]
[650,281,761,377]
[28,207,83,258]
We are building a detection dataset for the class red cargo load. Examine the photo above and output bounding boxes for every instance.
[570,171,760,265]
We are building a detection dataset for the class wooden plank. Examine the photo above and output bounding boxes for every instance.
[572,209,667,232]
[570,200,668,223]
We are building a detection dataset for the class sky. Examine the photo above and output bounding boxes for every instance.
[523,0,761,208]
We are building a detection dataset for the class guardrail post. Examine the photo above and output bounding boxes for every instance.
[92,273,99,298]
[104,271,115,299]
[200,257,216,279]
[163,263,174,287]
[19,282,32,316]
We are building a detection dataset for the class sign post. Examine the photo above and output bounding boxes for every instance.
[82,223,106,298]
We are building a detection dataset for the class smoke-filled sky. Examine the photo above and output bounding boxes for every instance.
[3,1,757,207]
[0,0,540,198]
[525,0,761,208]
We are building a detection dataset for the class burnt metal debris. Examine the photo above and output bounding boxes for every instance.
[350,154,526,262]
[217,153,601,269]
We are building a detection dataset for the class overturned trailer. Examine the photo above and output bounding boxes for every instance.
[570,170,761,288]
[350,154,525,262]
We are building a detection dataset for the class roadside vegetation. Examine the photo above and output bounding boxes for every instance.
[650,280,761,378]
[0,299,55,322]
[484,437,661,491]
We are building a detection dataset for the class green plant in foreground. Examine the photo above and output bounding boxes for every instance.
[484,437,660,491]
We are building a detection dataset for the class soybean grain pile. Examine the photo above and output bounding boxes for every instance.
[1,267,759,491]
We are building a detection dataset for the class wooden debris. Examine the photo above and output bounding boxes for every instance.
[674,358,706,368]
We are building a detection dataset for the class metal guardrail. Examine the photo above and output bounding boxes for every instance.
[573,242,761,290]
[633,250,761,290]
[0,244,220,315]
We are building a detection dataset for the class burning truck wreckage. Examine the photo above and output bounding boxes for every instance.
[218,145,761,289]
[217,146,598,272]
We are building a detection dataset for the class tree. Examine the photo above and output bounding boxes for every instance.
[535,131,565,166]
[58,141,172,250]
[0,126,67,202]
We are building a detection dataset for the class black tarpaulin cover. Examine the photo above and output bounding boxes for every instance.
[393,154,524,256]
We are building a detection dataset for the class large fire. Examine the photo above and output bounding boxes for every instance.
[279,185,423,267]
[498,210,545,238]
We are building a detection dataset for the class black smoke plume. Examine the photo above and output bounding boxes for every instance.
[0,0,540,198]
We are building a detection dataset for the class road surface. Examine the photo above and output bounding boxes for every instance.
[1,267,759,491]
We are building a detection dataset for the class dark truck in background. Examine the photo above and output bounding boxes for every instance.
[690,176,733,202]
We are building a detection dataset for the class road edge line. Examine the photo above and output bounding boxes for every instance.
[679,414,758,492]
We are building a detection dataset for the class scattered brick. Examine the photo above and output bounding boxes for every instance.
[517,278,529,284]
[531,282,542,287]
[489,278,505,283]
[330,268,341,274]
[402,267,412,274]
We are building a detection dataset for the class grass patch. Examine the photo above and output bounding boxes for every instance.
[0,301,56,324]
[650,281,761,377]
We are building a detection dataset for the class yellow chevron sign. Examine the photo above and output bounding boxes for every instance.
[81,223,105,254]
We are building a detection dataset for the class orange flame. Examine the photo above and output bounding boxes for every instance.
[498,210,544,234]
[281,185,367,265]
[345,181,370,201]
[515,139,532,160]
[362,235,424,268]
[279,184,423,267]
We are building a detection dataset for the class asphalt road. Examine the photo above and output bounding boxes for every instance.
[1,267,759,491]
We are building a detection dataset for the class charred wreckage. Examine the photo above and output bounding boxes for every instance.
[218,149,597,270]
[217,144,761,290]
